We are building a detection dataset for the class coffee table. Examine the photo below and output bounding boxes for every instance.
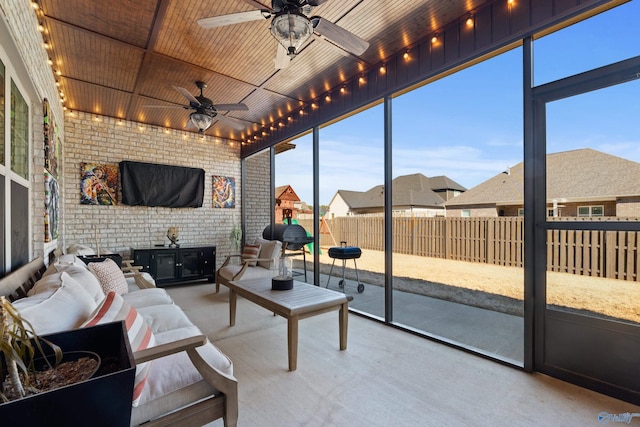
[227,278,349,371]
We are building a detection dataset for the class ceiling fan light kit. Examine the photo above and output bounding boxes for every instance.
[189,112,213,133]
[270,10,313,56]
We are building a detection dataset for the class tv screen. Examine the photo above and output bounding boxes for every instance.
[120,161,204,208]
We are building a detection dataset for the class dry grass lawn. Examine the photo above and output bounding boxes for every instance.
[302,248,640,323]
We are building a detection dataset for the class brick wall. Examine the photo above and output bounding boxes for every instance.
[63,112,242,266]
[1,0,65,261]
[243,150,271,243]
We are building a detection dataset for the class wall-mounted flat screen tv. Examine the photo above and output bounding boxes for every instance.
[120,161,204,208]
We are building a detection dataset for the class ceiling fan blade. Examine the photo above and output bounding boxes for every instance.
[197,10,270,29]
[241,0,270,8]
[212,103,249,111]
[307,0,330,6]
[142,105,189,109]
[214,114,246,131]
[274,43,291,70]
[312,17,369,56]
[173,86,201,106]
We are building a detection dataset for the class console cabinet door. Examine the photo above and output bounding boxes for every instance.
[179,249,201,280]
[153,250,178,281]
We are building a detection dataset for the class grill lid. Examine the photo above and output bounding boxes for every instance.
[262,224,313,250]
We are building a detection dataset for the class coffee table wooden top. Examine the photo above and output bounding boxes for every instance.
[227,278,349,371]
[227,278,348,316]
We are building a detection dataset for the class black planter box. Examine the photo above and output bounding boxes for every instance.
[0,321,135,427]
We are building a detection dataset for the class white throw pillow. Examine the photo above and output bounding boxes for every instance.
[35,260,105,304]
[14,272,98,334]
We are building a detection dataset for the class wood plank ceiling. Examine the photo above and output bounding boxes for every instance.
[36,0,489,142]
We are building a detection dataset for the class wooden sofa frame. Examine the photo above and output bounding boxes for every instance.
[0,257,238,427]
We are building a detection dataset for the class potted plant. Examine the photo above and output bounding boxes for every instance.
[0,297,136,426]
[230,223,242,254]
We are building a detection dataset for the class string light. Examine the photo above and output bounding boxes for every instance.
[466,15,474,28]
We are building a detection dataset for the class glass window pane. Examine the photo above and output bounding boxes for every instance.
[11,80,28,179]
[392,47,524,364]
[274,132,315,283]
[320,104,384,316]
[534,2,640,86]
[546,79,640,326]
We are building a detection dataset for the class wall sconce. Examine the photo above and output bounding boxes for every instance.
[403,50,410,60]
[379,64,386,74]
[340,86,346,94]
[431,34,439,44]
[358,75,366,85]
[325,94,331,102]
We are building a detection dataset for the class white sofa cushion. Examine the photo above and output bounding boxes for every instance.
[122,287,174,309]
[131,324,233,425]
[255,237,282,270]
[14,272,98,334]
[217,263,279,282]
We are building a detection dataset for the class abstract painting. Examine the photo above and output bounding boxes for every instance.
[44,170,60,242]
[80,162,119,205]
[212,175,235,208]
[43,99,59,178]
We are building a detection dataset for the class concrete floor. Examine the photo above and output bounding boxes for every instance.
[301,268,524,364]
[165,282,640,427]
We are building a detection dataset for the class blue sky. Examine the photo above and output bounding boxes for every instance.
[276,1,639,205]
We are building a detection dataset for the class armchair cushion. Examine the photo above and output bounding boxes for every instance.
[255,237,282,270]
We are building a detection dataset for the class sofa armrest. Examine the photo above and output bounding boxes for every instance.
[134,335,206,364]
[121,259,156,289]
[134,335,239,427]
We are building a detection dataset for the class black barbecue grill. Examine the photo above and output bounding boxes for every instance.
[263,224,313,281]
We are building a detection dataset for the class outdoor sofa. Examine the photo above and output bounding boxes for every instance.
[0,253,238,427]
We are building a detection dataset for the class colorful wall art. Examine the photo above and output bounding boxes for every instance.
[212,175,235,208]
[44,170,60,242]
[80,162,119,205]
[43,99,59,178]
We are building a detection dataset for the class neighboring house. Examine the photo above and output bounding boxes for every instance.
[444,148,640,217]
[326,173,466,218]
[275,185,301,222]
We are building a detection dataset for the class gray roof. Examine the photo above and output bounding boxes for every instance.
[336,173,466,209]
[444,148,640,207]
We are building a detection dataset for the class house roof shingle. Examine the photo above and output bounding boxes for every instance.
[336,173,467,210]
[444,148,640,207]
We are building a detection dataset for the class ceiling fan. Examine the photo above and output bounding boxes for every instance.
[144,81,248,133]
[197,0,369,69]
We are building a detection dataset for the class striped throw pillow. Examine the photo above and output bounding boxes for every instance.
[242,243,261,267]
[81,292,155,406]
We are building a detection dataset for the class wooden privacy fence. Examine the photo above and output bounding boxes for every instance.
[296,217,640,282]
